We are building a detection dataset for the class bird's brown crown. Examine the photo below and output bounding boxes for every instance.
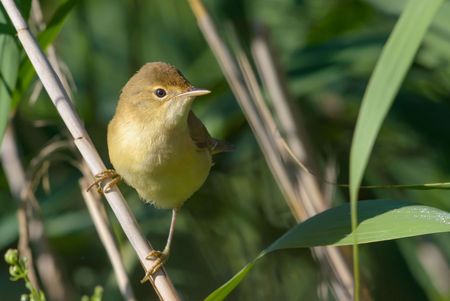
[121,62,192,98]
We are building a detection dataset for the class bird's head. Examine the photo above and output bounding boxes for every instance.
[118,62,210,126]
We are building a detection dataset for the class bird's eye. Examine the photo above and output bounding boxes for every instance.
[154,88,167,98]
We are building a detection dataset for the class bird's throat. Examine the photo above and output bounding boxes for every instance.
[164,98,193,128]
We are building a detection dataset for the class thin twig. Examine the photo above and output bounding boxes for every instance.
[0,1,179,299]
[235,47,308,219]
[251,31,355,300]
[251,30,326,214]
[188,0,304,218]
[1,125,72,300]
[1,126,39,289]
[22,136,138,300]
[79,168,137,301]
[251,26,308,163]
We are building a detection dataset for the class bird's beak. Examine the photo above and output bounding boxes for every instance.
[177,87,210,98]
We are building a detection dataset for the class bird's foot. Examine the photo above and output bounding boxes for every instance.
[140,250,169,283]
[87,169,121,193]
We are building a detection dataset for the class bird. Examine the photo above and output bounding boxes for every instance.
[89,62,231,281]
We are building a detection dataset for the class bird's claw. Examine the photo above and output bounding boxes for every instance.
[140,250,168,283]
[87,169,121,193]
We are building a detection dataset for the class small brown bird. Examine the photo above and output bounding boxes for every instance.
[91,62,230,280]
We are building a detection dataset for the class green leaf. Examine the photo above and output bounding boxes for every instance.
[349,1,443,298]
[12,0,79,107]
[205,200,450,301]
[0,8,20,145]
[205,260,259,301]
[349,0,443,201]
[0,23,15,35]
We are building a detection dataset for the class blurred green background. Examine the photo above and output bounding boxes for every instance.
[1,0,450,300]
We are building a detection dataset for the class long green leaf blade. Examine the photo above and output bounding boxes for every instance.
[349,1,443,298]
[266,201,449,250]
[349,0,443,201]
[206,200,450,301]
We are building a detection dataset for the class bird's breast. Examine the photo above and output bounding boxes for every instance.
[108,116,212,208]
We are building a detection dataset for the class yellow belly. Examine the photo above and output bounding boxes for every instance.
[108,117,212,209]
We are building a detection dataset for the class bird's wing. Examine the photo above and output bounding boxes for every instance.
[188,111,233,155]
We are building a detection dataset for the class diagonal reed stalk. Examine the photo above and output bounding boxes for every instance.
[3,1,136,299]
[250,30,360,300]
[0,0,180,300]
[188,1,370,300]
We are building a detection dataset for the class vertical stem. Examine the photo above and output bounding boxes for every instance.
[351,200,359,301]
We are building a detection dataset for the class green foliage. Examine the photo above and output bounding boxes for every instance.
[0,0,76,145]
[349,1,444,298]
[206,200,450,300]
[350,0,444,201]
[4,249,104,301]
[4,249,47,301]
[81,286,103,301]
[12,0,79,110]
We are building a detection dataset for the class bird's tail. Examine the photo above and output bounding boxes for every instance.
[211,139,234,155]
